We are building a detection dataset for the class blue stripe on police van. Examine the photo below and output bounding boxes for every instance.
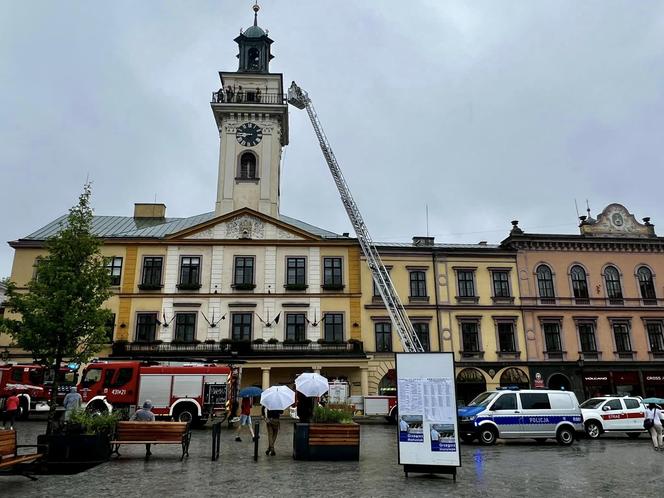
[475,415,582,426]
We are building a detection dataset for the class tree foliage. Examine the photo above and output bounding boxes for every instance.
[2,183,112,365]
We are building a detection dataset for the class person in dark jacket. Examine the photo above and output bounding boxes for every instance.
[296,391,314,423]
[262,406,281,456]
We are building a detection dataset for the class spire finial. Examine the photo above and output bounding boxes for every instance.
[253,2,260,26]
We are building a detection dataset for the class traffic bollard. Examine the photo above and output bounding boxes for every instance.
[253,421,260,462]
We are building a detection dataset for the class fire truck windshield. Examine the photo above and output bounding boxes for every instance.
[81,368,102,387]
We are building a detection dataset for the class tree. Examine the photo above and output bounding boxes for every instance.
[1,183,112,434]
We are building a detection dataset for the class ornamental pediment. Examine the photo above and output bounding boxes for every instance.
[183,213,306,241]
[580,204,656,238]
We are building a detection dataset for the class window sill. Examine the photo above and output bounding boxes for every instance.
[409,296,430,303]
[284,284,308,291]
[460,351,485,359]
[137,284,163,291]
[177,283,202,291]
[496,351,521,359]
[574,298,590,305]
[580,352,601,360]
[539,298,557,305]
[232,283,256,291]
[322,284,345,291]
[648,351,664,359]
[491,296,514,305]
[456,296,479,304]
[614,351,635,360]
[608,299,624,306]
[544,351,566,360]
[642,299,658,306]
[234,177,260,183]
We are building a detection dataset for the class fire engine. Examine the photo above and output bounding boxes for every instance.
[0,363,78,419]
[78,360,238,425]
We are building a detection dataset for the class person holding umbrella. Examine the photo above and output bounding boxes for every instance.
[294,372,329,423]
[235,386,262,442]
[260,385,295,456]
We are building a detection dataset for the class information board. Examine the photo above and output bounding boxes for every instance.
[396,353,460,477]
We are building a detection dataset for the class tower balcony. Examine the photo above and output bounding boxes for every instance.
[211,91,286,105]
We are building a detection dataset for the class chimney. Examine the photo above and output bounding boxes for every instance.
[134,203,166,219]
[412,236,435,247]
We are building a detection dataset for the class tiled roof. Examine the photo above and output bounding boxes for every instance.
[375,242,501,249]
[21,212,342,241]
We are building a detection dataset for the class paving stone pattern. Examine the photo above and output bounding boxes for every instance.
[3,419,663,497]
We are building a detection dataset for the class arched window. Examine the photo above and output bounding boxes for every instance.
[238,152,257,179]
[604,265,623,302]
[536,265,555,301]
[499,368,529,389]
[456,368,487,406]
[637,266,656,302]
[570,265,589,301]
[377,370,396,396]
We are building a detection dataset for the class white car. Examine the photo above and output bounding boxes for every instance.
[580,396,645,439]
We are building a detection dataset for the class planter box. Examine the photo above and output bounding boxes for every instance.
[37,433,111,473]
[293,423,360,461]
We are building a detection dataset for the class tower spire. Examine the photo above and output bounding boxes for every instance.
[253,2,260,27]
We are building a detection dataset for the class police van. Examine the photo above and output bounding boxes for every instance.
[457,388,583,446]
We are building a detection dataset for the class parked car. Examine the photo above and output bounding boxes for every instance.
[458,388,583,446]
[580,395,645,439]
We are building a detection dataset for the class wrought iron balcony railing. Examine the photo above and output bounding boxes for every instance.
[112,340,364,358]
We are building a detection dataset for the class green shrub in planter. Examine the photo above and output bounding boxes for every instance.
[312,406,353,424]
[68,409,119,435]
[252,338,265,344]
[267,338,279,344]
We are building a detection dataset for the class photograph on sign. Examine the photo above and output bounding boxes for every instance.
[399,415,424,443]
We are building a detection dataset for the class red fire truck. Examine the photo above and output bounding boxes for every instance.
[0,363,78,419]
[77,361,238,425]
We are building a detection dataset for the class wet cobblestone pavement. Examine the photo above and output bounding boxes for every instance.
[3,418,663,497]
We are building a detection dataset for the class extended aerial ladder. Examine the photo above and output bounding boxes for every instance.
[287,82,424,353]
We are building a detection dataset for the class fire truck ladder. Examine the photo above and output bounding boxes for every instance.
[287,82,423,353]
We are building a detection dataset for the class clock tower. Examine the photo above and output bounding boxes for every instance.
[212,3,289,217]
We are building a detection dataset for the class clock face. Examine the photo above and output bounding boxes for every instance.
[236,122,262,147]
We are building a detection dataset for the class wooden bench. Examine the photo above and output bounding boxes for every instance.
[110,422,191,460]
[293,423,360,461]
[0,430,43,480]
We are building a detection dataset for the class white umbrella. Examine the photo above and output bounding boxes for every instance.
[260,385,296,411]
[295,372,329,397]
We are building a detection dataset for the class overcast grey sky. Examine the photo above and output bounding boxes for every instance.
[2,1,664,277]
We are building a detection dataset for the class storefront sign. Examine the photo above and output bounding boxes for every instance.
[533,372,545,389]
[396,353,460,478]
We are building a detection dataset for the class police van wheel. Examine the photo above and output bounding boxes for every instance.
[479,427,497,445]
[556,426,575,446]
[584,421,602,439]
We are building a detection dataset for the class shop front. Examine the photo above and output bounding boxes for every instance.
[582,372,611,398]
[582,371,642,398]
[643,372,664,398]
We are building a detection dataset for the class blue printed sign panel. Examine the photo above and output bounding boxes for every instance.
[431,440,457,452]
[400,429,424,442]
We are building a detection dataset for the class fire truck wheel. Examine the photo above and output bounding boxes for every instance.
[86,402,110,416]
[173,404,199,426]
[17,398,30,421]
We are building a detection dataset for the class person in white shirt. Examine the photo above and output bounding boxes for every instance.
[399,418,409,432]
[645,403,664,450]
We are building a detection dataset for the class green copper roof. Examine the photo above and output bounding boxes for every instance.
[243,25,266,38]
[20,212,342,241]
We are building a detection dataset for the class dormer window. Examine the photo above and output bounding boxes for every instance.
[237,152,258,180]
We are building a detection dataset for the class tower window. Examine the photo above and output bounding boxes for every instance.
[247,47,260,70]
[238,152,258,180]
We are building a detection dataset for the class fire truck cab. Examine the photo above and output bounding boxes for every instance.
[78,361,237,425]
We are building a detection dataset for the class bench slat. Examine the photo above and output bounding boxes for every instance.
[0,453,42,469]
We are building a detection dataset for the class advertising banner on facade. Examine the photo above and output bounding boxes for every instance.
[396,353,460,478]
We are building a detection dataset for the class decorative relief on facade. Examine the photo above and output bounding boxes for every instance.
[184,215,306,240]
[226,215,265,239]
[580,204,656,238]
